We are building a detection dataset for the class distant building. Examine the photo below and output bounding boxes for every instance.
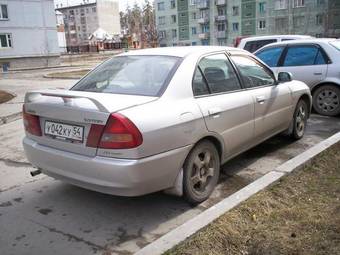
[154,0,339,47]
[56,0,120,51]
[56,11,67,53]
[0,0,60,71]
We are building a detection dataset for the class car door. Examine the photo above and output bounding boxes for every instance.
[277,44,328,87]
[230,54,293,143]
[193,53,255,158]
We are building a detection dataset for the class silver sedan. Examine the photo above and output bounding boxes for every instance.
[23,46,311,204]
[255,39,340,116]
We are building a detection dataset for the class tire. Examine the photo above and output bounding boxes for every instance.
[183,140,220,205]
[312,85,340,116]
[290,100,308,140]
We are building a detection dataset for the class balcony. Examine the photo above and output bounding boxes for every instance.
[197,0,209,9]
[216,31,226,38]
[198,32,210,39]
[215,0,226,6]
[215,15,226,22]
[198,16,209,24]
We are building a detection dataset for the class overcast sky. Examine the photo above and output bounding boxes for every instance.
[54,0,146,11]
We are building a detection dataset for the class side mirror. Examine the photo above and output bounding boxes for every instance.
[278,72,293,83]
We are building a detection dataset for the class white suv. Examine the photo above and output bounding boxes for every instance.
[255,39,340,116]
[238,35,313,53]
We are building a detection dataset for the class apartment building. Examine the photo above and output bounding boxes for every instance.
[155,0,338,47]
[55,0,120,48]
[0,0,60,71]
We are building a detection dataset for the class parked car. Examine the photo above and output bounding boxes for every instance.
[23,47,311,204]
[255,38,340,116]
[238,35,313,53]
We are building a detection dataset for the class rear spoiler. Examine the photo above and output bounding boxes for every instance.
[24,90,110,113]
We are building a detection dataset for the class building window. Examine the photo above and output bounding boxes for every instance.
[171,0,176,9]
[258,20,266,29]
[159,30,166,38]
[92,7,96,12]
[192,41,197,46]
[293,16,305,27]
[217,8,225,16]
[158,16,165,25]
[202,24,209,33]
[171,29,177,39]
[275,0,287,10]
[171,15,176,23]
[192,27,197,35]
[259,2,266,13]
[316,14,323,25]
[157,2,165,11]
[293,0,305,7]
[192,12,197,19]
[232,6,239,16]
[0,34,12,48]
[232,23,239,32]
[217,23,226,31]
[0,4,8,19]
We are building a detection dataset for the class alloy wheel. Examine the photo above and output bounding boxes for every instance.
[189,150,216,195]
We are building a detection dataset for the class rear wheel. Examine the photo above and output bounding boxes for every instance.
[313,85,340,116]
[183,140,220,205]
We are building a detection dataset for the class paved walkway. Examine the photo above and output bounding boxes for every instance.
[0,78,76,124]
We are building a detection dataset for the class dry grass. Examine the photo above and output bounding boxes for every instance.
[167,143,340,255]
[45,69,90,79]
[0,90,15,104]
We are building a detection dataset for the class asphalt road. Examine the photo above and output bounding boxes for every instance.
[0,114,339,255]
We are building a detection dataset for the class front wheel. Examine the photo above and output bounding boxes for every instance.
[291,100,308,140]
[313,85,340,116]
[183,141,220,205]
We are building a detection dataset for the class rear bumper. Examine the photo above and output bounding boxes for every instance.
[23,137,192,196]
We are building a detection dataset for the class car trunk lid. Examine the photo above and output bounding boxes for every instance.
[24,90,156,157]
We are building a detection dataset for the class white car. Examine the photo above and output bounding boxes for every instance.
[23,46,311,204]
[255,38,340,116]
[238,35,313,53]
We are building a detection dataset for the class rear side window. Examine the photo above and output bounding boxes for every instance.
[195,54,241,94]
[192,68,209,96]
[256,47,284,67]
[283,46,326,66]
[72,55,180,96]
[231,55,275,88]
[244,39,277,52]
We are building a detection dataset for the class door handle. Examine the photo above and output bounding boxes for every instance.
[256,96,266,104]
[314,72,322,75]
[208,107,221,117]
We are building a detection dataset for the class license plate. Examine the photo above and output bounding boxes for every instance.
[45,121,84,142]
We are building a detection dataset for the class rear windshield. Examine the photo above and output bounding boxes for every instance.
[330,41,340,51]
[71,55,181,96]
[244,39,277,52]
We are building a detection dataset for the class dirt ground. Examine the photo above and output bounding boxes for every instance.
[0,90,15,104]
[44,69,91,79]
[167,143,340,255]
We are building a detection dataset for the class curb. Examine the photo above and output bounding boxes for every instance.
[0,111,22,126]
[135,131,340,255]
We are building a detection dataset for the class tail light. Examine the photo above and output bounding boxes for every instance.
[23,105,42,136]
[87,113,142,149]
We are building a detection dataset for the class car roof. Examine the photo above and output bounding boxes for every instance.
[255,38,339,51]
[119,46,247,58]
[241,34,312,42]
